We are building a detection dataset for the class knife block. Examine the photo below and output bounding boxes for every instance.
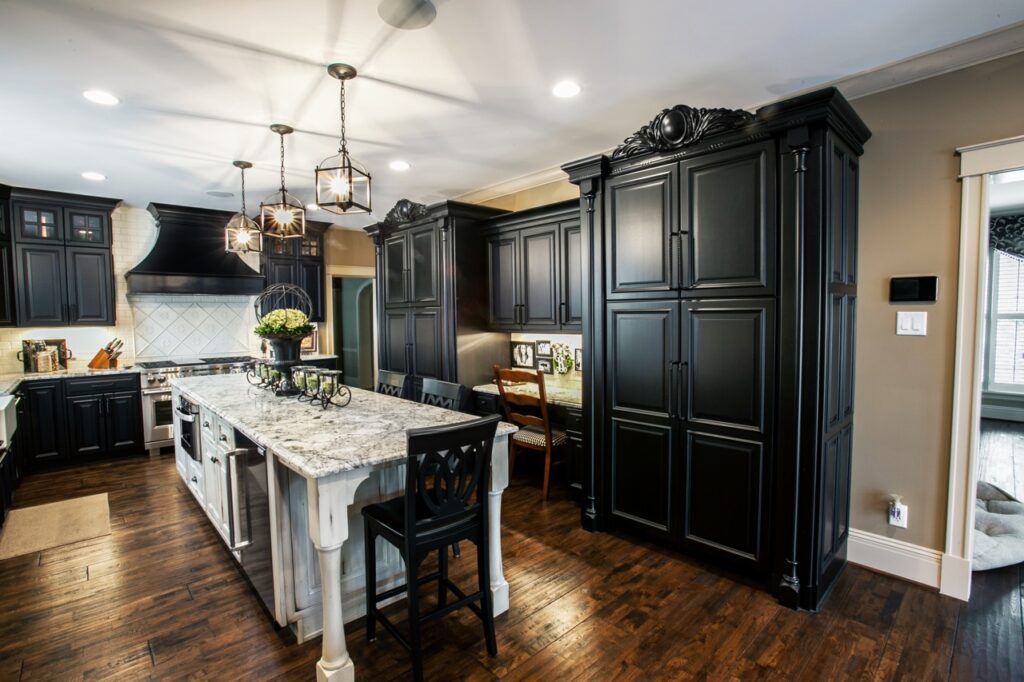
[87,349,118,369]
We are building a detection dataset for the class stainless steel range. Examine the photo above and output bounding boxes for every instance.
[140,356,253,455]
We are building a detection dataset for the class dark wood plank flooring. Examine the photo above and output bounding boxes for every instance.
[0,454,1017,680]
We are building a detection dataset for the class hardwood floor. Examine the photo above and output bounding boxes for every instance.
[0,453,1016,680]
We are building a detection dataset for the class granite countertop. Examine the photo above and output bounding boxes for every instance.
[172,374,517,480]
[0,364,140,395]
[473,374,583,409]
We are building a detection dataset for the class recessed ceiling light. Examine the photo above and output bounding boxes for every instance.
[206,190,234,198]
[389,160,411,172]
[81,171,106,181]
[306,203,320,211]
[82,89,120,106]
[551,80,581,98]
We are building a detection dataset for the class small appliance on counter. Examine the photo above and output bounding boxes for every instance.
[87,338,124,369]
[17,339,72,373]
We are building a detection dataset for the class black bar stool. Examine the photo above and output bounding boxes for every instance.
[377,370,411,399]
[362,415,501,682]
[420,378,466,411]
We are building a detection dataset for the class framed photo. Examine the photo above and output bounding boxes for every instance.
[574,347,583,370]
[300,324,319,353]
[511,341,536,369]
[537,358,553,374]
[535,339,553,358]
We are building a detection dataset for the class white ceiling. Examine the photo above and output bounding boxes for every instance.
[1,0,1023,230]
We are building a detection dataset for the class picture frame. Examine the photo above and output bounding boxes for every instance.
[574,347,583,371]
[535,339,553,357]
[537,358,553,374]
[511,340,537,369]
[300,324,319,353]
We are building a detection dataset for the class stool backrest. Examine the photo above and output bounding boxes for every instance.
[405,415,500,537]
[377,370,411,399]
[492,366,552,438]
[420,378,466,411]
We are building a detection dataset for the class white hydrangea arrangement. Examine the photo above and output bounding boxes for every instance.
[254,308,314,338]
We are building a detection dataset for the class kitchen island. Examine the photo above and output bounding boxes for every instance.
[170,374,516,682]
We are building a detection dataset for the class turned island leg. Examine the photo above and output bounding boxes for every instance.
[307,471,370,682]
[488,435,511,616]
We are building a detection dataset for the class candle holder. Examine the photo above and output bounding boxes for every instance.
[247,360,270,387]
[315,370,351,409]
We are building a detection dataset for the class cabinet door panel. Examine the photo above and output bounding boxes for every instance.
[487,233,519,328]
[384,234,408,306]
[64,208,110,247]
[520,224,559,327]
[606,301,679,419]
[298,260,325,322]
[681,142,775,295]
[683,431,764,562]
[605,164,678,297]
[682,300,774,434]
[409,226,439,305]
[0,242,14,326]
[66,396,106,458]
[106,392,143,453]
[263,257,296,314]
[560,221,583,328]
[411,309,442,380]
[14,202,63,242]
[23,381,65,464]
[15,244,67,325]
[383,311,410,373]
[67,247,114,325]
[609,417,676,533]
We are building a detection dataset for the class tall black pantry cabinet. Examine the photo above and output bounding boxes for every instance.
[562,88,870,610]
[365,199,509,403]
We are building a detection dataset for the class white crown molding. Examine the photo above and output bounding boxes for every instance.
[459,21,1024,205]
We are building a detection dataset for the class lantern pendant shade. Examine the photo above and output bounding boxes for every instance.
[315,152,371,214]
[225,160,263,254]
[316,63,371,215]
[261,124,306,239]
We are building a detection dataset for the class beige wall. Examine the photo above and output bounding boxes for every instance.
[465,51,1024,552]
[850,52,1024,549]
[325,227,375,269]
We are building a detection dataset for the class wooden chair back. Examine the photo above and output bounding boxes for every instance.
[492,366,552,446]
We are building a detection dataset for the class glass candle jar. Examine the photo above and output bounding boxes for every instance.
[260,363,270,381]
[270,368,282,384]
[321,370,341,397]
[306,370,320,393]
[293,366,307,390]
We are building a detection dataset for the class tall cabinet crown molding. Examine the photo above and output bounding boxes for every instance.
[562,86,871,611]
[365,199,508,402]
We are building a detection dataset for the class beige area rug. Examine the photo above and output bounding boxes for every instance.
[0,493,111,560]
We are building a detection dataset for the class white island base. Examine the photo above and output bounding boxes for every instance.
[281,436,511,681]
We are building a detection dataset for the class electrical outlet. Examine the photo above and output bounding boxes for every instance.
[888,496,908,528]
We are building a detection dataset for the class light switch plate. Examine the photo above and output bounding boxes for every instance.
[896,311,927,336]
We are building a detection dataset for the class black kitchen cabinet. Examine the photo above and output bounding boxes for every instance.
[20,379,67,465]
[15,243,67,326]
[5,187,119,328]
[65,376,144,459]
[484,200,581,332]
[563,87,870,610]
[383,224,438,307]
[67,247,114,325]
[0,241,15,327]
[367,200,508,393]
[261,231,325,322]
[66,395,106,458]
[0,200,8,239]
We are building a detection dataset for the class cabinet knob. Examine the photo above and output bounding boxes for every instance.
[219,434,228,442]
[203,421,210,428]
[190,476,198,483]
[210,456,219,464]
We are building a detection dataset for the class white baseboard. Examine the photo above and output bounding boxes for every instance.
[847,528,943,589]
[940,553,972,601]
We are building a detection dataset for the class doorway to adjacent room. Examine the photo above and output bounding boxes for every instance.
[332,275,375,390]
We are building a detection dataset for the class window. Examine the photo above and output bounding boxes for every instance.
[986,249,1024,392]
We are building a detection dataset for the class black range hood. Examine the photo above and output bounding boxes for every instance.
[126,203,265,295]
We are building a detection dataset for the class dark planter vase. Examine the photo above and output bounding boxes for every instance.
[263,334,307,396]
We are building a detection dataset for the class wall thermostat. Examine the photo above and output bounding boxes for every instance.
[889,276,938,303]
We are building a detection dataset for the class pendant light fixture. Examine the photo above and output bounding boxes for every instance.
[260,124,306,239]
[225,160,263,253]
[315,64,371,215]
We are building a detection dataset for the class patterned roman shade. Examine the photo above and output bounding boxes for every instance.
[991,212,1024,261]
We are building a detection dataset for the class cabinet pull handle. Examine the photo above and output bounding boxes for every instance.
[559,301,567,325]
[678,361,688,420]
[668,361,679,418]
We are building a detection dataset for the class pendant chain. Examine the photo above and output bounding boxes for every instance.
[279,132,288,195]
[239,166,247,215]
[339,80,348,156]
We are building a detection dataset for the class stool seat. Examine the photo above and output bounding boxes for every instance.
[513,425,567,448]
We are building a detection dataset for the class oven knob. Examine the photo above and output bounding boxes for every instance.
[157,375,167,383]
[146,376,156,384]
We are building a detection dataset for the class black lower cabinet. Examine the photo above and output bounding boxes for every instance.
[105,392,144,454]
[20,379,67,465]
[0,445,14,526]
[66,395,106,458]
[381,307,442,400]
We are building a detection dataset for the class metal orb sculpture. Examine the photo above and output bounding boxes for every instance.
[254,284,314,396]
